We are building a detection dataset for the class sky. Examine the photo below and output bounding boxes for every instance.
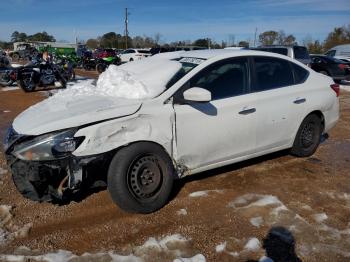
[0,0,349,45]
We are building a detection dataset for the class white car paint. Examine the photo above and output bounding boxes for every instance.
[119,49,151,63]
[12,49,339,177]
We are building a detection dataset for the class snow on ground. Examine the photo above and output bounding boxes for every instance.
[226,193,350,259]
[0,205,32,245]
[176,209,188,216]
[0,167,7,175]
[340,81,350,92]
[1,86,20,92]
[0,234,205,262]
[188,190,223,198]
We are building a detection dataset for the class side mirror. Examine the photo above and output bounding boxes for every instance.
[183,87,212,103]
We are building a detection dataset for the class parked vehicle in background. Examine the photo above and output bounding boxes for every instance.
[252,45,311,65]
[9,43,38,61]
[310,54,350,83]
[0,56,16,87]
[95,56,122,73]
[119,49,151,62]
[93,48,117,59]
[4,50,339,213]
[325,44,350,62]
[16,59,67,92]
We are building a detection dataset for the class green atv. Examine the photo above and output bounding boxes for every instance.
[96,57,122,73]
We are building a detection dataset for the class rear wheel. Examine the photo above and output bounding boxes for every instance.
[291,114,322,157]
[107,142,174,213]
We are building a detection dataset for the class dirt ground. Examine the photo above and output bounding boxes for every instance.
[0,81,349,261]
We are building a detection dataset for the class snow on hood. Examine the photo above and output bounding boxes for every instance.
[13,79,142,135]
[13,57,182,135]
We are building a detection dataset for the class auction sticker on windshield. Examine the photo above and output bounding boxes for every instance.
[179,57,206,65]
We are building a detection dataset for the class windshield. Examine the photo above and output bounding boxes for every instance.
[165,59,201,89]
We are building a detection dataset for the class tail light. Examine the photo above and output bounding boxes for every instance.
[338,64,349,70]
[330,84,340,97]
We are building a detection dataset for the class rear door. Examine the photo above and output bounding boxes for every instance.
[174,57,257,170]
[252,56,308,152]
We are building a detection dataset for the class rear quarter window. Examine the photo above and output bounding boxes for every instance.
[291,62,309,84]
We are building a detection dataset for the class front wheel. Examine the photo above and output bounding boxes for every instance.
[96,63,106,74]
[291,114,322,157]
[107,142,174,213]
[18,74,36,92]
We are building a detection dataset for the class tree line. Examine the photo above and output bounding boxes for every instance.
[1,25,349,53]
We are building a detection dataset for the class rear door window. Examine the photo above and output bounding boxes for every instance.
[252,57,294,92]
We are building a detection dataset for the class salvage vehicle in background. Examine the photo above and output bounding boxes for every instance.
[310,55,350,83]
[4,50,339,213]
[119,48,151,62]
[325,44,350,62]
[9,43,38,61]
[16,59,68,92]
[252,45,311,65]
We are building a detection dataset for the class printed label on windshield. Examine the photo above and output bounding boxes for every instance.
[179,57,206,65]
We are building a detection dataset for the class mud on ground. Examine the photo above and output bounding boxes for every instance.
[0,86,349,261]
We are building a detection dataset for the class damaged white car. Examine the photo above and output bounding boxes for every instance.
[4,50,339,213]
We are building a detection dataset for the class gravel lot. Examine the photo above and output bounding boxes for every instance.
[0,80,349,261]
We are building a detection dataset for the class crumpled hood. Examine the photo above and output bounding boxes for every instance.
[13,94,142,136]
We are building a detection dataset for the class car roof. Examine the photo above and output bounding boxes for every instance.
[180,49,295,61]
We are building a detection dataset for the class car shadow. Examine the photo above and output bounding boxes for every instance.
[169,149,291,201]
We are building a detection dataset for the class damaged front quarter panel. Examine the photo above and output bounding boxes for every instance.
[73,103,181,174]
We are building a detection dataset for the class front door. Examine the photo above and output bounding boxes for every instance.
[173,57,257,170]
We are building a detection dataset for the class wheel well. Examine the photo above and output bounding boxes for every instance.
[307,110,325,132]
[108,140,174,166]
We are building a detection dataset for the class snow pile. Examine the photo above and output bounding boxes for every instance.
[0,234,205,262]
[0,205,32,245]
[49,57,182,100]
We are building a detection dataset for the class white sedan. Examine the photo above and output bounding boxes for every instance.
[118,48,151,63]
[4,50,339,213]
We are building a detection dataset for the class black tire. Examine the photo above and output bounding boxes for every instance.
[0,72,12,87]
[291,114,323,157]
[129,58,134,62]
[319,70,329,76]
[96,63,106,73]
[12,53,20,61]
[107,142,174,213]
[18,74,36,92]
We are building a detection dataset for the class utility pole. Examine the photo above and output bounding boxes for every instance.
[125,8,129,49]
[253,27,258,47]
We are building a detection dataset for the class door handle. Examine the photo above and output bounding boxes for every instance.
[294,98,306,104]
[239,108,256,115]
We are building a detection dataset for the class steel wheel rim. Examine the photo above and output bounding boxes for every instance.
[301,122,315,148]
[127,154,163,200]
